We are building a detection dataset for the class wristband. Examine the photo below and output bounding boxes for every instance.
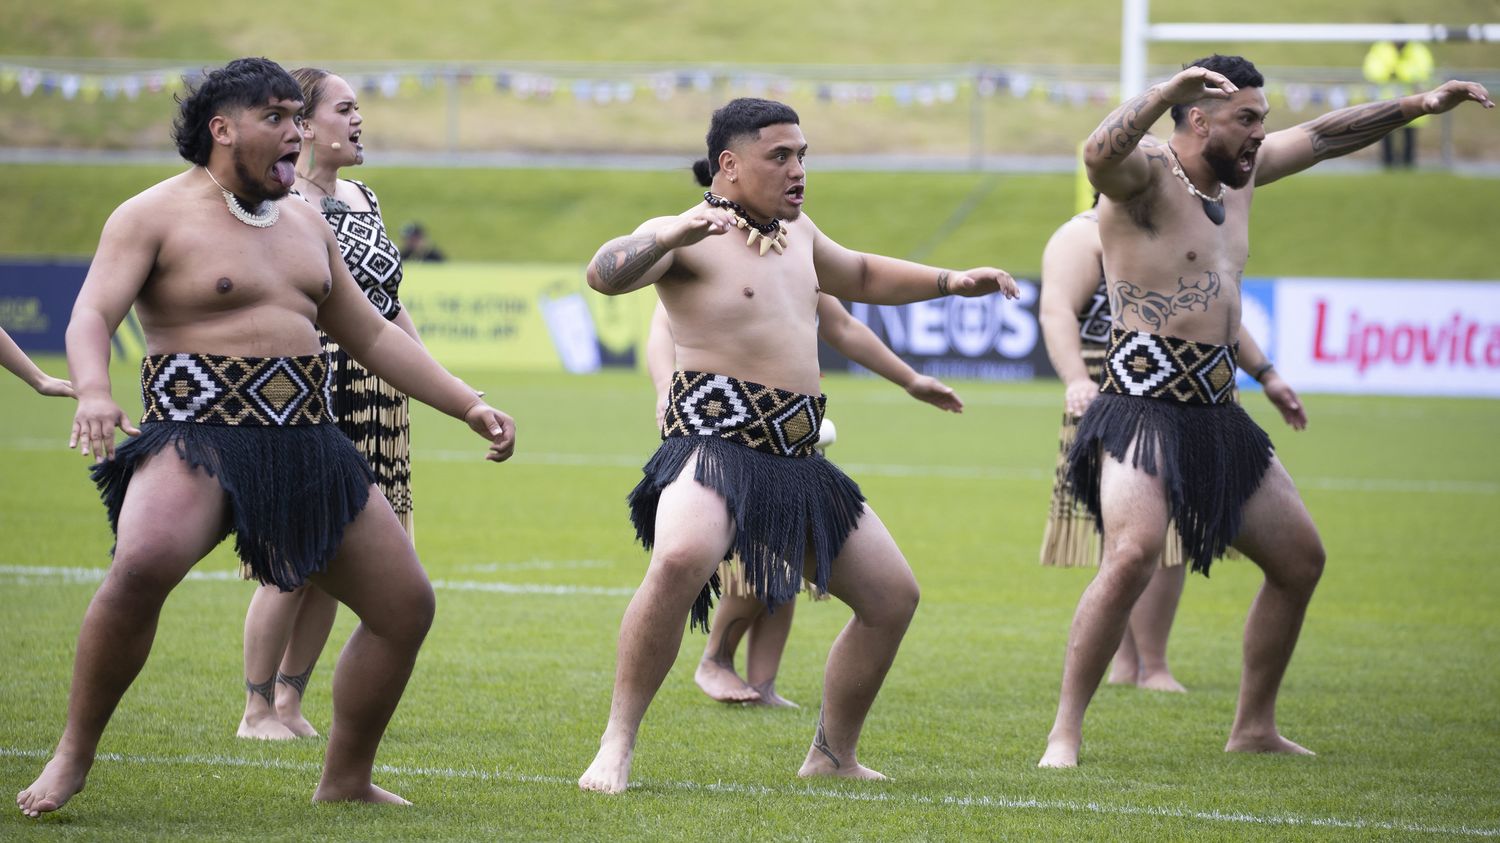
[1251,362,1275,382]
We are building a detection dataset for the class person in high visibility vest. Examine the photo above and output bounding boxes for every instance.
[1364,39,1435,167]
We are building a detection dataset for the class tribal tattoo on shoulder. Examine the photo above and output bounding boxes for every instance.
[1302,100,1410,161]
[1111,271,1224,331]
[593,233,666,291]
[1090,88,1162,159]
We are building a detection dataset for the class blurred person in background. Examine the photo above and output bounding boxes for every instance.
[236,67,430,740]
[647,296,962,708]
[1363,35,1435,168]
[399,221,446,262]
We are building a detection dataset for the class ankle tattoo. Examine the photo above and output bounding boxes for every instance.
[813,707,840,769]
[245,676,275,707]
[276,665,315,698]
[715,617,749,663]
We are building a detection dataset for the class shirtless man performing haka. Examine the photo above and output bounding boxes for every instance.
[17,57,515,817]
[578,98,1017,793]
[1040,54,1491,768]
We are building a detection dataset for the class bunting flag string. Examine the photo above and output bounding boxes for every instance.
[0,60,1410,113]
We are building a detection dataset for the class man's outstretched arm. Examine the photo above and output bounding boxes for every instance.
[1256,80,1493,186]
[585,209,735,296]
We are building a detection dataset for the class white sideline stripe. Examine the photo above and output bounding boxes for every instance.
[417,451,1500,494]
[0,565,634,597]
[462,559,613,572]
[6,439,1495,495]
[1,747,1494,838]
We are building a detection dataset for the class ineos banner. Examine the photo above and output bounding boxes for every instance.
[818,280,1054,380]
[0,261,89,353]
[1274,279,1500,398]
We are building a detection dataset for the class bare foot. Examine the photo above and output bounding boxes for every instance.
[1137,671,1187,693]
[1038,733,1080,768]
[237,713,298,740]
[694,657,761,704]
[797,748,887,781]
[312,781,411,805]
[274,699,320,738]
[579,735,634,794]
[1105,665,1138,685]
[17,753,89,818]
[746,679,799,709]
[1225,731,1315,756]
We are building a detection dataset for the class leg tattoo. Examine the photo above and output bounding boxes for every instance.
[276,665,315,699]
[813,707,840,769]
[245,676,275,707]
[715,616,749,664]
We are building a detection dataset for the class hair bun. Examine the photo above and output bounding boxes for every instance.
[691,158,713,187]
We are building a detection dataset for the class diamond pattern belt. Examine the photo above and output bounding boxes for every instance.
[1100,326,1239,405]
[139,352,333,426]
[662,370,826,458]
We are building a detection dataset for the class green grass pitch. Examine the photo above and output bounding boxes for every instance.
[1,358,1496,839]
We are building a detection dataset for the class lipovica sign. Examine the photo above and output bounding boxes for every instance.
[1274,279,1500,398]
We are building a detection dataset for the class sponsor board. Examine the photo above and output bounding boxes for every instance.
[0,261,88,354]
[818,280,1054,380]
[1273,279,1500,397]
[395,263,654,372]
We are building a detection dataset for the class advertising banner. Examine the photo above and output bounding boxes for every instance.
[400,263,653,372]
[1272,279,1500,398]
[818,280,1054,380]
[0,260,88,353]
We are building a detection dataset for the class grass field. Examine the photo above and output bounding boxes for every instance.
[4,166,1498,280]
[1,358,1497,840]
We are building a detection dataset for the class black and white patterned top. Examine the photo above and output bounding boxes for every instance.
[1078,275,1111,345]
[297,180,404,320]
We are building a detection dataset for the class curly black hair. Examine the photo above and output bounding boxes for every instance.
[691,98,801,187]
[1170,54,1265,127]
[172,57,303,166]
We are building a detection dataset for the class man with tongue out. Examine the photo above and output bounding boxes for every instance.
[578,97,1018,794]
[1039,54,1493,769]
[17,57,515,818]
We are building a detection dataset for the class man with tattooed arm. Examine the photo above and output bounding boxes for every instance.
[1040,54,1492,768]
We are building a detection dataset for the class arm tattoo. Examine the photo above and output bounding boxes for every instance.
[813,707,841,769]
[592,233,665,291]
[936,270,950,296]
[1089,87,1162,160]
[1302,100,1410,161]
[1113,272,1222,331]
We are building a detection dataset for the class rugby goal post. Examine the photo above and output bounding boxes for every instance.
[1120,0,1500,97]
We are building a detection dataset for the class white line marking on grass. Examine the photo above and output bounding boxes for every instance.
[461,559,614,573]
[0,747,1494,838]
[0,565,634,597]
[6,439,1495,495]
